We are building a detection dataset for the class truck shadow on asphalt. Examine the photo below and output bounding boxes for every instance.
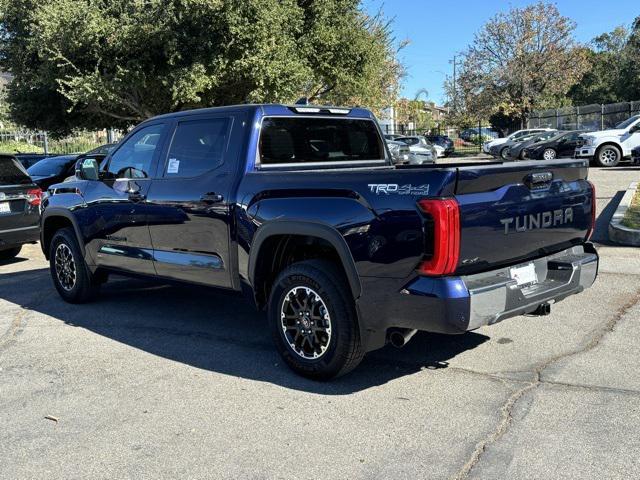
[592,190,625,245]
[0,268,489,394]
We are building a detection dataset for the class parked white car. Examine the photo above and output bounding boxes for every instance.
[575,114,640,167]
[395,136,437,164]
[482,128,554,156]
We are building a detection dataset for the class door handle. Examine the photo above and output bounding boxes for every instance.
[200,192,224,203]
[128,191,146,202]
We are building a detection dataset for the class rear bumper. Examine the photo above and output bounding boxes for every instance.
[0,225,40,249]
[357,244,598,350]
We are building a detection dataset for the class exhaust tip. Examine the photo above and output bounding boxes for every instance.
[387,328,418,348]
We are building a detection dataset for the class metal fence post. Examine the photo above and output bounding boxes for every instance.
[601,104,604,131]
[43,132,49,155]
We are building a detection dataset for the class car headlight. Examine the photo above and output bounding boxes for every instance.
[583,136,595,146]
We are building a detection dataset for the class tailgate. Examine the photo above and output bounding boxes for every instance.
[454,160,593,274]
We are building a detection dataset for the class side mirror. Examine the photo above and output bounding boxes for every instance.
[76,158,100,181]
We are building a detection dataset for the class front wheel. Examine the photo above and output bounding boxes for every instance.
[595,145,621,167]
[268,260,364,380]
[49,228,100,303]
[500,147,509,160]
[542,148,557,160]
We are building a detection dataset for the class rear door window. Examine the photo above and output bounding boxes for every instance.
[0,156,31,185]
[259,117,385,166]
[164,118,231,177]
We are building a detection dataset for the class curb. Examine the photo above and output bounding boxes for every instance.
[609,181,640,246]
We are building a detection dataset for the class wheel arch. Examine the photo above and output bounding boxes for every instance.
[41,209,85,260]
[248,221,361,309]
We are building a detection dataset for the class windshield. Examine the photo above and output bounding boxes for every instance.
[259,117,385,166]
[0,156,31,185]
[27,156,72,176]
[615,115,640,130]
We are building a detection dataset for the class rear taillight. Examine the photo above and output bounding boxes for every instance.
[26,188,42,207]
[586,181,596,241]
[417,198,460,276]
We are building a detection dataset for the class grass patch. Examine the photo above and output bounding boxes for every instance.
[621,186,640,230]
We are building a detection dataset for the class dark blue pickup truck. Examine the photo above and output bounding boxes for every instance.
[39,104,598,379]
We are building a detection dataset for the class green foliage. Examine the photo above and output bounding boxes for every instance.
[0,0,404,135]
[0,140,44,154]
[568,21,640,104]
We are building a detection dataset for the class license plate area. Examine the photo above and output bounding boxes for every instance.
[0,202,11,214]
[510,262,538,287]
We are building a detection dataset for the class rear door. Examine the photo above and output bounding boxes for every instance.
[454,160,593,274]
[0,155,39,242]
[145,112,244,287]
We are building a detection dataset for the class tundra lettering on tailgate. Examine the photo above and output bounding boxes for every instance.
[501,208,574,234]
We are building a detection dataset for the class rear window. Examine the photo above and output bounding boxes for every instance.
[0,155,31,185]
[259,117,385,166]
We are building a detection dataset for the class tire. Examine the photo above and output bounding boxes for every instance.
[542,148,557,160]
[268,259,364,380]
[500,147,509,160]
[49,228,100,303]
[0,246,21,261]
[595,145,621,167]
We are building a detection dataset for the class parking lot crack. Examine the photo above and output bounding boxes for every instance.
[452,287,640,480]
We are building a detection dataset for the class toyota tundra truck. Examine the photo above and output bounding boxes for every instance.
[39,104,598,379]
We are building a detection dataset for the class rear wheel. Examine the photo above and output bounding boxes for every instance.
[595,145,621,167]
[49,228,100,303]
[0,246,21,261]
[542,148,557,160]
[268,260,364,380]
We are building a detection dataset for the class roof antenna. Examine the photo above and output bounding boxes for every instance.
[295,97,310,105]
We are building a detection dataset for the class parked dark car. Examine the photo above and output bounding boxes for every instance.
[26,154,79,190]
[40,104,597,379]
[425,135,455,156]
[14,153,54,169]
[632,145,640,165]
[522,131,585,161]
[489,132,540,159]
[506,130,559,161]
[0,154,41,260]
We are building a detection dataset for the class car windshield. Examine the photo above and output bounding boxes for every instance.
[85,143,117,156]
[615,115,640,130]
[0,156,31,185]
[397,137,419,146]
[27,156,72,176]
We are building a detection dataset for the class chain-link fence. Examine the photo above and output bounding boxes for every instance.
[0,129,123,155]
[528,101,640,131]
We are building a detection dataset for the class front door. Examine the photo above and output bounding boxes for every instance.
[145,114,241,287]
[84,122,167,275]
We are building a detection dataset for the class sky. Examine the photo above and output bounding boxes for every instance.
[363,0,638,105]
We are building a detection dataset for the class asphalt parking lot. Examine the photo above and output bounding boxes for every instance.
[1,166,639,479]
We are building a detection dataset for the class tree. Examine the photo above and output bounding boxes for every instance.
[395,99,434,132]
[449,2,590,125]
[0,0,404,136]
[568,26,630,104]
